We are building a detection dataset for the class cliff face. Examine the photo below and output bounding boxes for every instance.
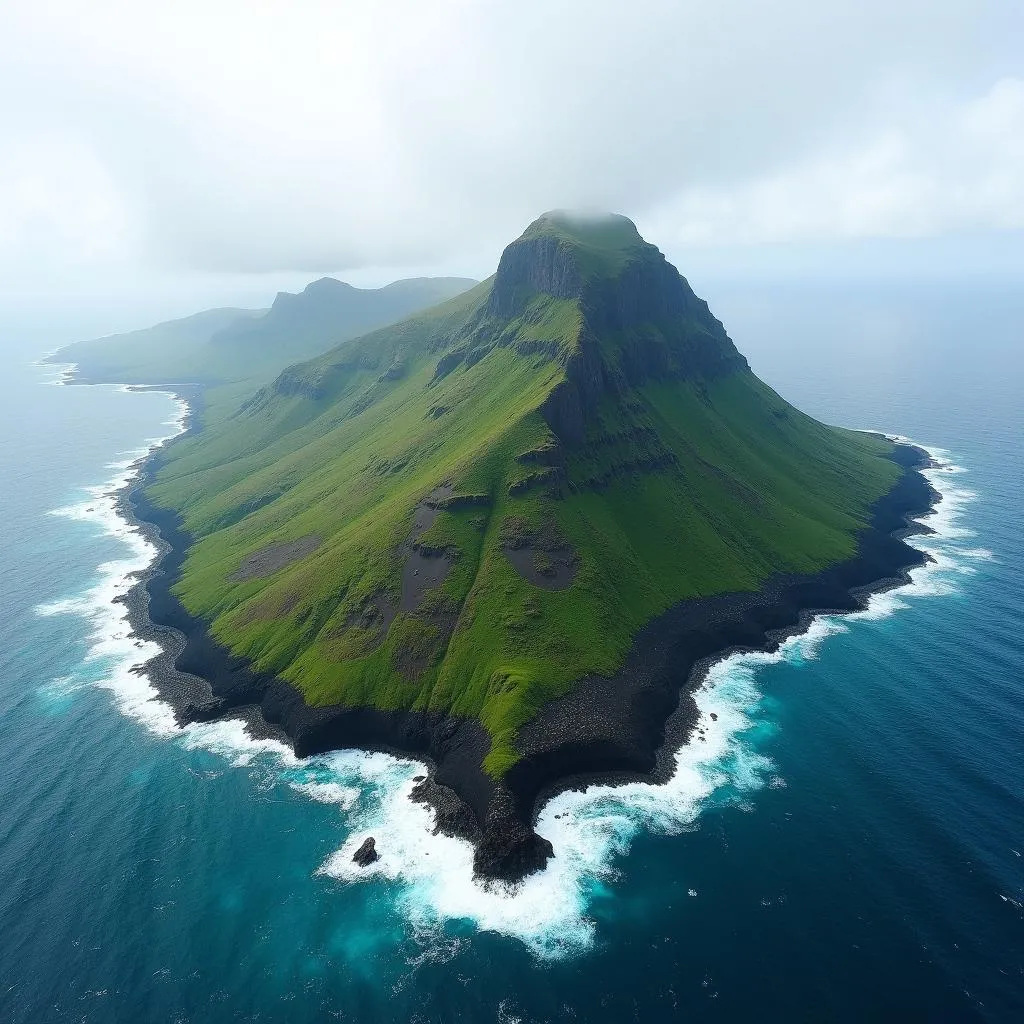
[485,214,749,447]
[584,257,747,385]
[487,234,583,317]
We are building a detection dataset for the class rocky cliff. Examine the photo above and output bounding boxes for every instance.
[486,213,750,449]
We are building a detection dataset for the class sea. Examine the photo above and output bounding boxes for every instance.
[0,277,1021,1022]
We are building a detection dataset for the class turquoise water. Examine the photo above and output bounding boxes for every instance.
[1,280,1021,1021]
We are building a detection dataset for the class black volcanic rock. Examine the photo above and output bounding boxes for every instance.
[473,788,554,881]
[352,837,379,866]
[487,233,584,317]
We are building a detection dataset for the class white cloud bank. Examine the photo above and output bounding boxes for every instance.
[0,0,1022,294]
[654,78,1024,246]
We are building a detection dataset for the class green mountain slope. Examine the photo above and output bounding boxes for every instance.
[146,212,902,777]
[52,275,477,392]
[204,276,478,386]
[52,306,264,385]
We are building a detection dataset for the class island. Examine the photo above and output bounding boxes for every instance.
[53,212,936,882]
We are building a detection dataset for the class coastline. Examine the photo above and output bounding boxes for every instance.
[103,376,941,883]
[510,439,937,819]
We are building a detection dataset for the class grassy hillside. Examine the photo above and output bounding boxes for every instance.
[52,307,264,385]
[146,212,900,776]
[51,276,476,394]
[204,276,478,388]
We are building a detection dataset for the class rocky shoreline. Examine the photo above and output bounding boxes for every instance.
[115,387,939,884]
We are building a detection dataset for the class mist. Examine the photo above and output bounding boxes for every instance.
[1,0,1022,345]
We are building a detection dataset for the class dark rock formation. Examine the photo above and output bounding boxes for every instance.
[474,788,554,882]
[487,234,583,318]
[485,216,750,450]
[352,837,379,866]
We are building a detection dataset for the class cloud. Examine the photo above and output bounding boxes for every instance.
[0,0,1022,288]
[651,78,1024,245]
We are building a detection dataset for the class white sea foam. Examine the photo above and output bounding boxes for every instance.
[290,780,361,809]
[39,404,988,958]
[32,358,78,386]
[29,355,78,386]
[37,384,191,738]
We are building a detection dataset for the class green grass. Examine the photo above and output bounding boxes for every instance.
[141,216,903,778]
[52,308,264,386]
[50,277,476,397]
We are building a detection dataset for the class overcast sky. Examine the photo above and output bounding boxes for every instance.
[1,0,1022,338]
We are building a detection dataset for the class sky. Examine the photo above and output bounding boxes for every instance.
[1,0,1022,342]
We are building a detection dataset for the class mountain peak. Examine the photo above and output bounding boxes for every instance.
[520,209,644,250]
[269,277,345,313]
[304,276,356,294]
[489,210,651,319]
[475,210,749,444]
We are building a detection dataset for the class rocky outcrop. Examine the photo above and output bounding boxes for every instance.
[537,323,615,446]
[473,788,554,881]
[487,235,583,318]
[352,836,380,866]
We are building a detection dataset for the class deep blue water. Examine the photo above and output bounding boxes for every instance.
[1,279,1022,1022]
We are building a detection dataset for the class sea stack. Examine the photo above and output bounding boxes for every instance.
[352,837,380,867]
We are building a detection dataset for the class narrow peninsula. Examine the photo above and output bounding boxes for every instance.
[54,212,936,881]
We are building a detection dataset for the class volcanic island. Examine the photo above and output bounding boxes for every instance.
[53,212,936,881]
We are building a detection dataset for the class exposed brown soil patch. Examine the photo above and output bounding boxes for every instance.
[401,550,453,610]
[328,593,399,658]
[229,534,321,581]
[323,484,464,661]
[500,515,579,590]
[347,594,398,636]
[400,483,454,612]
[391,609,461,680]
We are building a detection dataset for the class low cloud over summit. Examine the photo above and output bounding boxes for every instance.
[1,0,1022,297]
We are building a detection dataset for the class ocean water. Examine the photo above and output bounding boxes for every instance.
[1,279,1021,1022]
